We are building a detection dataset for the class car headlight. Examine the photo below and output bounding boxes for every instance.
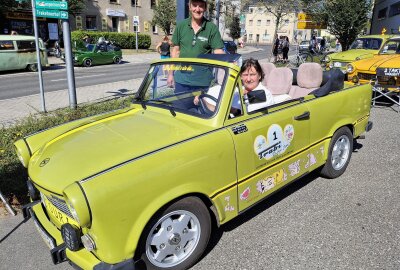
[347,64,354,73]
[14,139,31,168]
[325,55,331,63]
[63,182,91,228]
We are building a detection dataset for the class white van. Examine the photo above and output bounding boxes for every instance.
[0,35,48,72]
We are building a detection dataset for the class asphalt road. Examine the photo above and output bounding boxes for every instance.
[1,106,399,270]
[0,47,270,101]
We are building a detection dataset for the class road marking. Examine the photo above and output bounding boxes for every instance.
[51,73,107,82]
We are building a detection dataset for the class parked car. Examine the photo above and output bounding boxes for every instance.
[223,40,237,54]
[324,34,394,71]
[299,40,310,52]
[62,41,122,67]
[17,55,373,270]
[0,35,48,72]
[347,36,400,89]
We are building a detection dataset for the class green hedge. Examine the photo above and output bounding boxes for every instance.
[71,30,151,49]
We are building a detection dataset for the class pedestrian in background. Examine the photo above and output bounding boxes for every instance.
[156,35,172,78]
[282,36,290,63]
[156,35,172,59]
[272,34,279,63]
[10,30,18,35]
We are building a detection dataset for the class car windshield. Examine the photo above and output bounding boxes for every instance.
[134,62,227,118]
[350,38,382,50]
[379,40,400,54]
[86,44,95,51]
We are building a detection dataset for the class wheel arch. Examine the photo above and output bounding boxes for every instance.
[129,191,220,260]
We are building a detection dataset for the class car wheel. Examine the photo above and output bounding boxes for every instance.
[83,58,92,67]
[27,63,38,72]
[320,126,353,179]
[138,197,211,270]
[113,56,121,64]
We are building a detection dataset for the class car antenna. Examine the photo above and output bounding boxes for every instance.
[169,107,176,117]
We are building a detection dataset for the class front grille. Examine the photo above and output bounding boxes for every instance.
[46,195,73,218]
[358,73,376,81]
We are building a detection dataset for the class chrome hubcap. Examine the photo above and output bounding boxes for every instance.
[146,210,201,268]
[331,135,350,170]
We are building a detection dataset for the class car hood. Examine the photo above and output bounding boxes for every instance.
[28,108,211,194]
[330,49,378,62]
[353,54,400,72]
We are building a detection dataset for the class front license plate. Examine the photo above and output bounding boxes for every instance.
[333,62,342,67]
[33,218,56,249]
[43,197,78,227]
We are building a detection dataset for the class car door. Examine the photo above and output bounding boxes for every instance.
[224,80,311,212]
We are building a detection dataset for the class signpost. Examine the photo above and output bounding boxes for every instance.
[35,0,68,10]
[36,9,68,19]
[33,0,77,109]
[297,13,327,30]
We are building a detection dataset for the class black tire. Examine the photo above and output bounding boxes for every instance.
[83,58,92,67]
[113,56,121,64]
[137,197,211,270]
[320,127,353,179]
[27,63,38,72]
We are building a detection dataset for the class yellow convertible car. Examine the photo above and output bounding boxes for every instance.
[347,36,400,89]
[15,56,373,270]
[324,34,394,71]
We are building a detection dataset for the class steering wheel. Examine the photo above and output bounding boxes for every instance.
[198,93,218,115]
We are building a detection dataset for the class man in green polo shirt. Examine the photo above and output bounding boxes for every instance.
[168,0,224,93]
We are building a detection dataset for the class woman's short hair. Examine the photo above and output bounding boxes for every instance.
[239,58,265,81]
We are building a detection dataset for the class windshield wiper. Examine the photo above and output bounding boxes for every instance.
[132,96,147,110]
[146,99,176,117]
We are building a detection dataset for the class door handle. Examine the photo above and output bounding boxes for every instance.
[294,111,310,120]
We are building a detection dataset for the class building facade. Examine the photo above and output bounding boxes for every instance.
[70,0,162,47]
[370,0,400,35]
[244,5,301,44]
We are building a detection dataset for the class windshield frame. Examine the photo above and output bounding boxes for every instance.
[133,61,230,119]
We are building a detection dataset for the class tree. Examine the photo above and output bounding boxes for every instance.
[0,0,18,16]
[152,0,176,35]
[301,0,372,51]
[67,0,86,17]
[228,16,241,40]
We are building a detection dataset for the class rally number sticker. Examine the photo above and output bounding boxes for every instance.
[254,124,294,160]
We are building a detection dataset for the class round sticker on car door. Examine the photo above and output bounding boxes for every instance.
[254,124,294,160]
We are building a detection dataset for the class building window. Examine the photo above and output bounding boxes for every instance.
[133,25,140,32]
[110,0,118,3]
[151,0,156,9]
[249,34,253,41]
[112,17,119,32]
[378,7,388,20]
[249,20,253,26]
[86,16,97,30]
[284,19,289,25]
[131,0,140,6]
[249,8,253,13]
[0,40,14,50]
[152,25,157,33]
[266,20,270,26]
[389,1,400,17]
[257,20,261,26]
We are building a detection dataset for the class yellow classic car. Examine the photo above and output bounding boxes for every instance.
[324,34,394,71]
[347,36,400,89]
[15,56,373,270]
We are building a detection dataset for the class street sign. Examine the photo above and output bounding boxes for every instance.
[35,0,68,11]
[36,9,69,19]
[297,13,326,29]
[133,16,139,26]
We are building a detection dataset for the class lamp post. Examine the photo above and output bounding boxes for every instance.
[134,0,138,52]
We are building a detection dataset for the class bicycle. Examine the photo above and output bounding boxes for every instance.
[287,44,314,68]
